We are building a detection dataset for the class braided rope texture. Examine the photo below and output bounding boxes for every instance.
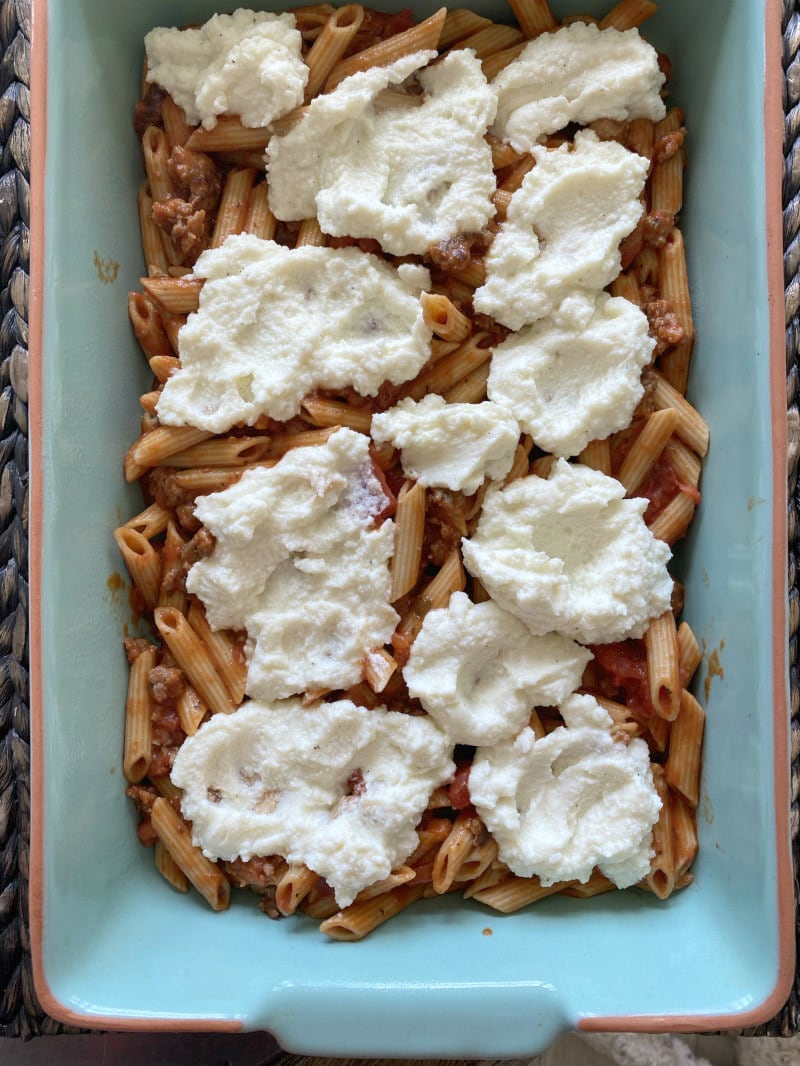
[0,0,794,1043]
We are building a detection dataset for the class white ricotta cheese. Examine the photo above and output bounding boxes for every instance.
[156,234,431,431]
[145,9,308,130]
[187,428,398,700]
[461,459,673,644]
[171,697,455,908]
[370,395,519,494]
[487,291,654,457]
[473,130,649,331]
[403,591,591,745]
[267,49,498,256]
[469,692,661,888]
[491,21,665,153]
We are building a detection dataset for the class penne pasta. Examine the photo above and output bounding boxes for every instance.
[646,368,709,456]
[452,23,525,59]
[124,501,169,540]
[325,8,447,90]
[508,0,556,38]
[472,874,565,913]
[187,600,248,706]
[599,0,658,31]
[155,606,237,717]
[176,684,208,737]
[304,4,364,100]
[645,611,681,721]
[160,436,273,468]
[141,274,203,314]
[185,116,271,153]
[579,437,612,475]
[211,168,257,249]
[276,863,320,915]
[677,620,702,683]
[154,838,190,893]
[421,292,472,343]
[124,425,213,482]
[320,883,426,940]
[432,813,479,894]
[123,644,157,782]
[665,689,705,807]
[301,395,372,433]
[151,798,231,911]
[243,181,277,241]
[114,527,162,610]
[642,765,675,899]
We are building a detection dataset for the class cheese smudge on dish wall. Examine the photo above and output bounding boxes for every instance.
[187,429,398,700]
[145,10,308,130]
[491,21,665,153]
[370,395,519,494]
[171,697,455,908]
[267,49,498,256]
[487,291,655,457]
[473,131,649,331]
[469,693,662,888]
[403,591,592,746]
[461,460,673,645]
[156,235,431,431]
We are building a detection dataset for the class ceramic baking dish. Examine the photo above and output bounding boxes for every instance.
[29,0,793,1054]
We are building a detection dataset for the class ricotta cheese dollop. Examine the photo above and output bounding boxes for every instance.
[156,234,431,431]
[468,692,661,888]
[473,130,649,331]
[403,591,591,746]
[461,459,673,644]
[267,49,498,256]
[171,697,455,908]
[491,21,665,153]
[145,9,308,130]
[187,428,398,700]
[370,395,519,494]
[487,291,654,457]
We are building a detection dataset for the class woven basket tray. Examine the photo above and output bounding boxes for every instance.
[7,0,799,1041]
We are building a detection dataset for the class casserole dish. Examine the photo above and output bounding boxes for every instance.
[29,0,793,1054]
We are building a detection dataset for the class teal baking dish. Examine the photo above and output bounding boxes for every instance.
[29,0,793,1054]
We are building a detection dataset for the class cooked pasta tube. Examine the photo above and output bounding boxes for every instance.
[124,425,213,481]
[431,813,480,894]
[154,838,190,893]
[123,644,157,782]
[187,601,248,705]
[124,501,169,540]
[160,437,273,468]
[324,8,447,90]
[508,0,556,37]
[405,333,492,401]
[363,647,397,693]
[320,883,426,940]
[211,168,257,249]
[157,520,187,613]
[304,4,364,101]
[462,862,509,899]
[185,116,271,153]
[151,798,231,911]
[649,492,696,545]
[128,291,172,359]
[677,621,702,683]
[671,790,699,881]
[141,275,203,314]
[243,181,277,241]
[155,607,237,717]
[137,184,170,274]
[646,369,709,456]
[391,481,426,601]
[114,527,162,610]
[627,117,655,162]
[453,837,498,884]
[355,867,416,902]
[472,875,565,913]
[481,41,527,80]
[599,0,658,30]
[452,23,524,59]
[420,293,472,343]
[295,217,327,247]
[645,611,681,721]
[439,8,492,47]
[276,863,320,915]
[148,355,180,383]
[651,111,685,217]
[643,766,675,899]
[560,870,616,898]
[665,689,705,807]
[444,361,491,405]
[301,396,372,433]
[161,95,194,148]
[579,438,612,475]
[176,684,208,737]
[142,125,172,203]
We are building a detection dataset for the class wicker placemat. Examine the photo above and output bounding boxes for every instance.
[4,0,799,1042]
